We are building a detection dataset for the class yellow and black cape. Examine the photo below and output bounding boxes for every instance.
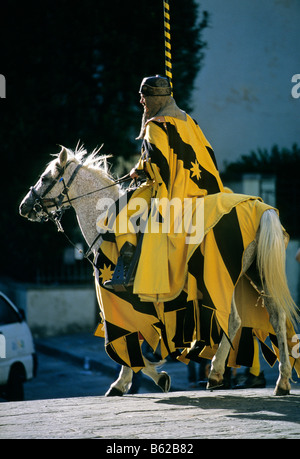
[94,115,300,377]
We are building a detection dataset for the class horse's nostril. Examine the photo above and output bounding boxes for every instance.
[19,201,29,216]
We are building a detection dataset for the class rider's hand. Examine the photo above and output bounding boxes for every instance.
[130,168,139,179]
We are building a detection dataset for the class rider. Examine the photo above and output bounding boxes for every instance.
[104,74,224,290]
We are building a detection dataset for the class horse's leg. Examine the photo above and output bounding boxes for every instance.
[141,358,171,393]
[105,358,171,396]
[264,296,292,396]
[105,365,133,396]
[207,294,241,389]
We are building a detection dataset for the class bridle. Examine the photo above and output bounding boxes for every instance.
[30,161,83,231]
[29,160,132,265]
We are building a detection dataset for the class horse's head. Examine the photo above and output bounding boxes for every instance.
[19,146,79,224]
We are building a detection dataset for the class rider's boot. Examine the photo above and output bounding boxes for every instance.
[103,241,136,291]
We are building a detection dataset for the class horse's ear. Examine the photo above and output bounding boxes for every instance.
[58,146,68,167]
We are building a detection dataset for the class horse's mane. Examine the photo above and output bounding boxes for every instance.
[50,143,114,181]
[71,143,112,172]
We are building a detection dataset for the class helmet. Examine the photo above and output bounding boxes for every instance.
[139,75,171,96]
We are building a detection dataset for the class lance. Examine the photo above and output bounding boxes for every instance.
[163,0,173,96]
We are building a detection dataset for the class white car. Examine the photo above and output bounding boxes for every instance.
[0,291,37,401]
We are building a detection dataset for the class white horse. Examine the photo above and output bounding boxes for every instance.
[19,146,299,396]
[19,146,171,396]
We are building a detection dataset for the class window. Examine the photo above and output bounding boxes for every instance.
[0,296,20,325]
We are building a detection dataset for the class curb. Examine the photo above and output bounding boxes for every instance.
[35,342,116,377]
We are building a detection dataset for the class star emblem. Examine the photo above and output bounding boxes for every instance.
[190,160,201,180]
[99,263,114,283]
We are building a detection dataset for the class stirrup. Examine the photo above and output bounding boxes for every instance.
[104,242,139,292]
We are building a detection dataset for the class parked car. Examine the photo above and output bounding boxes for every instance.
[0,291,37,401]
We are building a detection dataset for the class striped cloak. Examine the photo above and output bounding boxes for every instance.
[94,115,300,377]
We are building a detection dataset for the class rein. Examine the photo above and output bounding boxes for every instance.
[59,173,131,205]
[30,161,132,267]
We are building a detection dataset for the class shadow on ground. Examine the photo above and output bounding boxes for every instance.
[152,392,300,425]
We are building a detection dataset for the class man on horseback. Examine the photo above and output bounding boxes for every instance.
[104,74,224,291]
[19,77,300,394]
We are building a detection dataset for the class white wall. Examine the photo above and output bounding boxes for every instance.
[25,285,97,338]
[193,0,300,170]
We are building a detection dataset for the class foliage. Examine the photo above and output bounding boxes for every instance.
[223,144,300,176]
[0,0,208,282]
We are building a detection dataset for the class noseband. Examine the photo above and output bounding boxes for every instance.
[30,162,83,230]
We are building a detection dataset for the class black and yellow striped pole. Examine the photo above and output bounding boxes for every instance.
[163,0,173,96]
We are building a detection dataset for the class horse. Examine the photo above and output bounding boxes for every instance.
[19,146,171,396]
[19,146,300,396]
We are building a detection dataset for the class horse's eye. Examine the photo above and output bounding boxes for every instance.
[40,173,51,184]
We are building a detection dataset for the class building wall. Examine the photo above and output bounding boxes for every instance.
[0,281,98,338]
[25,286,97,338]
[193,0,300,170]
[286,239,300,309]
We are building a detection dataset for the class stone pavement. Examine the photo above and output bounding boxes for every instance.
[1,332,300,440]
[1,388,300,439]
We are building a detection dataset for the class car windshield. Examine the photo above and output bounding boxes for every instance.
[0,296,20,325]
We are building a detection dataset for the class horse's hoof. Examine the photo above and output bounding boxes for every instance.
[274,387,290,396]
[105,387,124,397]
[206,378,224,390]
[157,372,171,392]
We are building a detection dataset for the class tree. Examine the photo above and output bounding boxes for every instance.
[0,0,209,282]
[222,144,300,238]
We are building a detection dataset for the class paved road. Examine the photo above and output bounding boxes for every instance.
[1,387,300,440]
[0,351,161,404]
[25,351,117,400]
[1,333,300,440]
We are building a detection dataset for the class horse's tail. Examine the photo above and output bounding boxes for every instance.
[257,209,299,326]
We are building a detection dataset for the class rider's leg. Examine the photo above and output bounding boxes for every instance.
[115,182,153,252]
[104,183,152,289]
